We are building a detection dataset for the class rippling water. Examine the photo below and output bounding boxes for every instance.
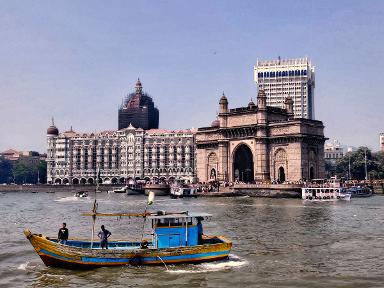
[1,191,384,287]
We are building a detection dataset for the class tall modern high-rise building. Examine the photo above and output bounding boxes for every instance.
[380,133,384,152]
[254,57,315,119]
[118,79,159,130]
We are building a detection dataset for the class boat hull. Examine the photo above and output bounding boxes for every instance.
[350,193,373,198]
[144,186,170,196]
[126,188,144,195]
[24,230,232,269]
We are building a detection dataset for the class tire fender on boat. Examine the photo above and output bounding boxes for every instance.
[129,255,143,266]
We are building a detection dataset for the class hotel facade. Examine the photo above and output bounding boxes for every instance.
[46,123,196,185]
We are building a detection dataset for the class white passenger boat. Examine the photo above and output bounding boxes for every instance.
[302,178,351,201]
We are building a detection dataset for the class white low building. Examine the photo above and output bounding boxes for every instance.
[324,140,344,164]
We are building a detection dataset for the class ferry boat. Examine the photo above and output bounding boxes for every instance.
[23,211,231,269]
[302,178,351,201]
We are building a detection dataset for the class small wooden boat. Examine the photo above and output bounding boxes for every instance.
[24,211,231,269]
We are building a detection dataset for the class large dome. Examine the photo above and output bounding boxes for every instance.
[47,125,59,136]
[47,118,59,135]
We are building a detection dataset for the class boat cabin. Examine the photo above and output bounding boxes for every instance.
[148,212,211,248]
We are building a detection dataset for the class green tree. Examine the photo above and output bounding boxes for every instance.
[12,161,41,184]
[37,160,47,184]
[335,147,383,180]
[325,161,336,178]
[0,156,12,183]
[13,163,29,184]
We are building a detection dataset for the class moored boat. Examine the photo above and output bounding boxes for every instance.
[126,183,145,195]
[346,186,373,198]
[110,186,127,193]
[170,183,198,198]
[24,211,231,269]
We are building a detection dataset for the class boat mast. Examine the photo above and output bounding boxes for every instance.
[90,167,100,248]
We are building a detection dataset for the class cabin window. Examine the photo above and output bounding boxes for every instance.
[155,217,193,227]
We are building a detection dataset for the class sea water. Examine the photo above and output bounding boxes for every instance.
[0,191,383,287]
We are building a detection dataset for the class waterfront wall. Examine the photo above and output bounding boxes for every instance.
[0,184,123,193]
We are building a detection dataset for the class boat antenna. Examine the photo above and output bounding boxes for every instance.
[90,167,100,248]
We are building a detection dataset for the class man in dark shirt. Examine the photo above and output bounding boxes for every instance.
[197,218,203,244]
[98,225,111,249]
[58,223,68,245]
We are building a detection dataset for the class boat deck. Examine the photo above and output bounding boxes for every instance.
[50,235,226,250]
[54,239,146,249]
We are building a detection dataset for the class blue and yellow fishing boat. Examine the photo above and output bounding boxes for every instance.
[24,210,232,269]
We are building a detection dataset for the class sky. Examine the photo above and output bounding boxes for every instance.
[0,0,383,153]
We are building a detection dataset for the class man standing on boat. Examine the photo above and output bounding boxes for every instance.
[58,223,68,245]
[197,218,203,244]
[98,225,111,249]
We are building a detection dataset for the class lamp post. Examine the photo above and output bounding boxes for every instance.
[364,149,368,181]
[348,155,351,181]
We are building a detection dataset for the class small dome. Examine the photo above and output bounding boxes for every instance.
[248,100,255,108]
[219,92,228,104]
[47,125,59,136]
[211,119,220,127]
[136,78,142,88]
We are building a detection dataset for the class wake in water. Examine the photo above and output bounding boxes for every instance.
[167,254,247,274]
[55,196,81,202]
[17,262,28,271]
[17,261,43,272]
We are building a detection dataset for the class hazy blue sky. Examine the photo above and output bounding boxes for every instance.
[1,0,383,152]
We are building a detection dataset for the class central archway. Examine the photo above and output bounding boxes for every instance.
[233,144,254,182]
